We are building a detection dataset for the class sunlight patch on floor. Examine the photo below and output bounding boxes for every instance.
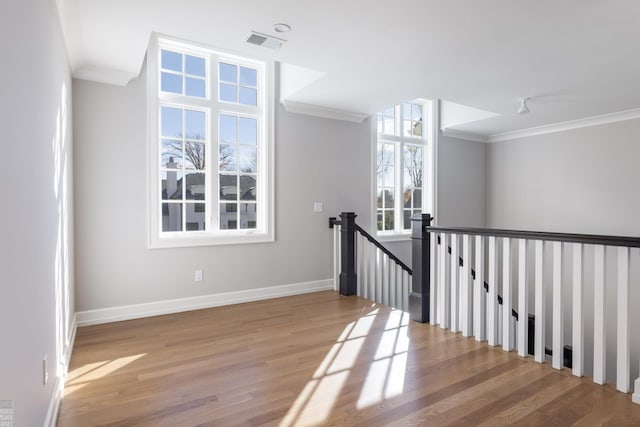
[357,310,409,409]
[281,307,379,427]
[64,353,146,396]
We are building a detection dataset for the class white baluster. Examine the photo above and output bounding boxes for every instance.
[439,233,450,328]
[617,246,630,392]
[404,270,410,312]
[356,234,362,296]
[461,235,472,337]
[474,235,486,341]
[397,266,403,311]
[593,245,606,384]
[382,254,389,306]
[552,242,563,370]
[572,243,584,377]
[430,232,437,324]
[534,240,545,363]
[450,234,459,332]
[389,260,396,308]
[517,239,528,357]
[487,236,498,346]
[376,248,383,304]
[369,241,375,301]
[503,237,513,351]
[333,224,340,291]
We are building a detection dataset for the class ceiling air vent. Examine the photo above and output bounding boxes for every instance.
[246,31,286,50]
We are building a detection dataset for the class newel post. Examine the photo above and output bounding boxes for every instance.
[339,212,357,296]
[409,213,433,323]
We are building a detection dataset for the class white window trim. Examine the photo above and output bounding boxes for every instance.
[147,33,274,249]
[372,99,435,239]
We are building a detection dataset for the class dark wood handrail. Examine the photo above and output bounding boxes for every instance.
[427,225,640,248]
[329,217,412,274]
[355,225,413,274]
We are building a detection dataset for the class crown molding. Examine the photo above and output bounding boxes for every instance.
[441,128,488,143]
[487,108,640,143]
[73,65,137,86]
[281,100,370,123]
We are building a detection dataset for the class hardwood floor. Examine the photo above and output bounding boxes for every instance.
[58,291,640,426]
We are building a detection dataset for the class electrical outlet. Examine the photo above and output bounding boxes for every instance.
[43,354,48,385]
[313,202,323,212]
[195,270,203,282]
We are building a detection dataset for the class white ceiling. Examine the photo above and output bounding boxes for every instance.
[56,0,640,137]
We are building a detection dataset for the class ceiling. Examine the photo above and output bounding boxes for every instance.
[56,0,640,137]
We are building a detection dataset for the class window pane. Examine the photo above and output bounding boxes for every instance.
[403,103,412,137]
[377,211,383,231]
[219,174,238,200]
[239,87,257,105]
[240,203,257,229]
[240,175,256,201]
[412,104,422,122]
[404,168,422,188]
[384,210,394,230]
[383,188,394,208]
[383,107,395,135]
[219,63,237,83]
[186,55,205,76]
[403,210,412,230]
[161,72,182,94]
[185,110,205,140]
[219,114,237,143]
[185,77,205,98]
[220,203,237,230]
[404,145,423,170]
[162,170,182,200]
[240,67,257,87]
[239,117,257,145]
[220,83,238,103]
[161,139,182,168]
[161,50,182,72]
[377,190,383,208]
[219,144,237,171]
[185,172,205,200]
[162,203,183,231]
[239,146,257,173]
[185,203,205,230]
[161,107,182,138]
[184,141,205,170]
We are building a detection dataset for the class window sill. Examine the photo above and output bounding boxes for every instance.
[376,233,412,243]
[148,231,274,249]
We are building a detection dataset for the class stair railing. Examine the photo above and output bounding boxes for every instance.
[330,212,412,311]
[331,211,640,404]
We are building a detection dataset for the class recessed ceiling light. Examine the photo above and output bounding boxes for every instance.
[273,23,291,33]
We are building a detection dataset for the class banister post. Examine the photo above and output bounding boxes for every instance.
[409,213,432,323]
[339,212,357,296]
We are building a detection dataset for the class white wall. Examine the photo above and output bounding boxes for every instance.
[438,134,487,227]
[73,64,371,313]
[487,119,640,235]
[0,0,75,424]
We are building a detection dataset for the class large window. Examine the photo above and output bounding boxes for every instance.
[148,36,273,248]
[376,101,431,235]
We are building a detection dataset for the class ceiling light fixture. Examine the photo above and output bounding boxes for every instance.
[517,98,530,114]
[273,23,291,33]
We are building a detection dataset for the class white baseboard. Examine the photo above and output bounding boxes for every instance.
[76,279,334,327]
[633,378,640,405]
[42,313,78,427]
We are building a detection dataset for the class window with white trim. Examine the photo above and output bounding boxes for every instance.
[148,36,273,248]
[375,101,431,235]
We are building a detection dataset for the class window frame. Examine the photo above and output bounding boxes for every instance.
[147,34,274,248]
[373,100,434,240]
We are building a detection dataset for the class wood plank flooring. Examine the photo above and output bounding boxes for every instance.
[58,291,640,426]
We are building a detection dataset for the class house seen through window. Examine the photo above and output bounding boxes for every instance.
[149,36,272,247]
